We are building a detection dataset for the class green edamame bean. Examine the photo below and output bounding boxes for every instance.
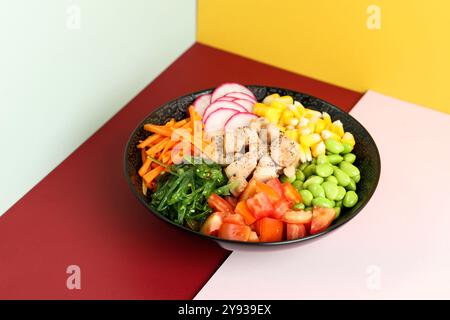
[333,167,351,187]
[326,176,339,184]
[303,164,316,178]
[299,162,309,171]
[339,161,360,178]
[293,202,305,210]
[335,200,342,207]
[346,179,356,191]
[281,174,296,183]
[315,163,334,178]
[307,183,325,198]
[304,206,312,212]
[335,186,346,201]
[341,142,353,154]
[299,189,314,206]
[316,154,329,164]
[295,169,305,182]
[312,197,335,208]
[292,180,303,192]
[343,153,356,164]
[327,154,344,165]
[352,174,360,183]
[303,175,324,189]
[343,191,358,207]
[322,181,339,200]
[334,206,341,219]
[325,138,344,154]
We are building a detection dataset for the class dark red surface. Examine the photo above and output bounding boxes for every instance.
[0,43,362,299]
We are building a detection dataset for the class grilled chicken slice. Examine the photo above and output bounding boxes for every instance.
[253,155,281,182]
[225,151,258,179]
[271,135,300,167]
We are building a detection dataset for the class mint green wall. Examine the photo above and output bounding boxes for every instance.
[0,0,196,215]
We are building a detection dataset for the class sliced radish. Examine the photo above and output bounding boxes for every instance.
[193,94,211,116]
[216,96,236,102]
[232,99,254,112]
[211,83,256,102]
[204,108,240,132]
[203,101,247,123]
[224,92,256,102]
[224,112,258,131]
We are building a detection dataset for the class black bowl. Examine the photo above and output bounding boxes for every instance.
[124,85,381,249]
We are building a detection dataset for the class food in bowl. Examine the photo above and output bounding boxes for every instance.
[135,83,363,243]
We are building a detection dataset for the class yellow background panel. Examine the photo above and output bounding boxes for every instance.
[198,0,450,114]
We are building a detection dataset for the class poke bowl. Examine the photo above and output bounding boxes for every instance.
[124,84,381,250]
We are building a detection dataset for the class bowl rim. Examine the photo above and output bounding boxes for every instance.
[123,85,381,246]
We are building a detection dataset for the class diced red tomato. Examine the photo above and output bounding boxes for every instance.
[248,231,259,242]
[239,178,257,201]
[247,192,274,219]
[208,193,234,215]
[255,181,281,203]
[271,197,292,219]
[286,223,307,240]
[223,213,245,225]
[310,207,336,235]
[304,221,311,234]
[256,217,284,242]
[266,178,284,198]
[200,212,224,236]
[234,200,256,225]
[282,210,312,224]
[224,196,238,208]
[283,182,303,203]
[218,223,251,241]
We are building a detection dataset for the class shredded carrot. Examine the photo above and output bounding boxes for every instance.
[138,157,152,177]
[143,124,173,137]
[138,133,162,149]
[143,166,165,186]
[140,148,147,163]
[173,119,188,128]
[146,137,170,156]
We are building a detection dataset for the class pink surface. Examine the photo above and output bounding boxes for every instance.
[195,91,450,299]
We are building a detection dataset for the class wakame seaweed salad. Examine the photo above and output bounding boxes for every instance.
[150,159,231,231]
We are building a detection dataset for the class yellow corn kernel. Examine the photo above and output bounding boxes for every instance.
[270,100,287,110]
[341,132,355,147]
[322,112,332,126]
[253,103,267,116]
[294,101,305,115]
[284,129,298,142]
[262,93,280,105]
[321,129,341,141]
[265,107,282,124]
[281,109,294,126]
[275,95,294,106]
[289,118,299,127]
[298,127,312,136]
[304,109,322,119]
[311,141,326,157]
[298,144,307,163]
[307,122,316,134]
[303,145,312,162]
[331,120,345,137]
[299,133,321,148]
[314,119,326,133]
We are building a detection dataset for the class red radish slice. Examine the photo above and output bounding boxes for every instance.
[204,108,239,132]
[216,96,236,102]
[224,92,256,102]
[193,94,211,116]
[233,99,254,112]
[211,83,256,102]
[203,101,247,123]
[224,112,258,131]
